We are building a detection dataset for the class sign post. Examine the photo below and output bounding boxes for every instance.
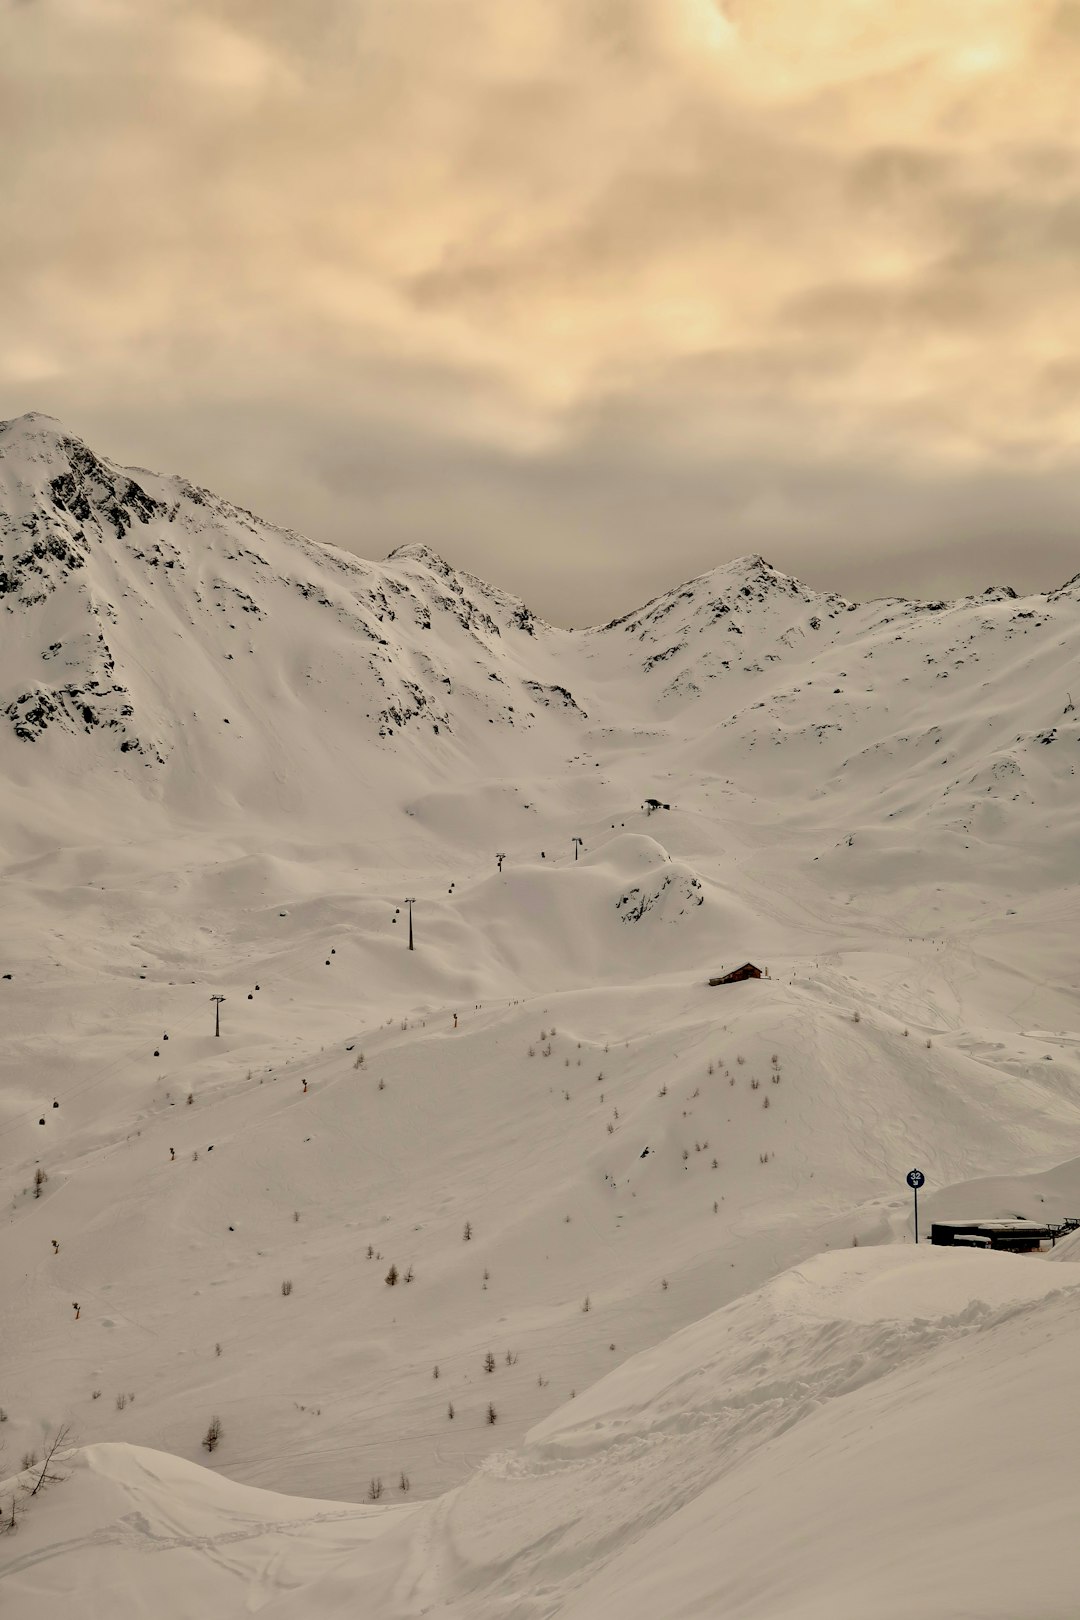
[906,1168,925,1243]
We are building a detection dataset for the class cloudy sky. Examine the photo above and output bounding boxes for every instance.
[4,0,1080,621]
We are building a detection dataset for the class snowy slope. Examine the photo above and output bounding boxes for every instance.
[6,1248,1080,1620]
[1,415,1078,1615]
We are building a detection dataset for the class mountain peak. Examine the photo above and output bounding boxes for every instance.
[0,410,77,456]
[385,542,451,571]
[1,409,67,433]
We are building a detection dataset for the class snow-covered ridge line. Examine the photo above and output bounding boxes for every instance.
[0,410,1077,870]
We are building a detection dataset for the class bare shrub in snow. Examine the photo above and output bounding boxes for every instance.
[281,1279,293,1296]
[463,1221,472,1241]
[385,1263,399,1286]
[487,1403,497,1424]
[369,1477,383,1500]
[203,1416,222,1453]
[484,1350,496,1372]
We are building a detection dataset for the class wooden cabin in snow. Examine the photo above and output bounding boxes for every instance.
[708,963,764,987]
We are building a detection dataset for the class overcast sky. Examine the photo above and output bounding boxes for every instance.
[4,0,1080,622]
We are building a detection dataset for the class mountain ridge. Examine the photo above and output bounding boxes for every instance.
[0,413,1077,880]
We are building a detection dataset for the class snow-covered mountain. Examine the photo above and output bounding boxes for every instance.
[2,414,1078,1619]
[2,412,1076,876]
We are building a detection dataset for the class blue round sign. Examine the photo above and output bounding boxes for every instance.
[906,1169,925,1189]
